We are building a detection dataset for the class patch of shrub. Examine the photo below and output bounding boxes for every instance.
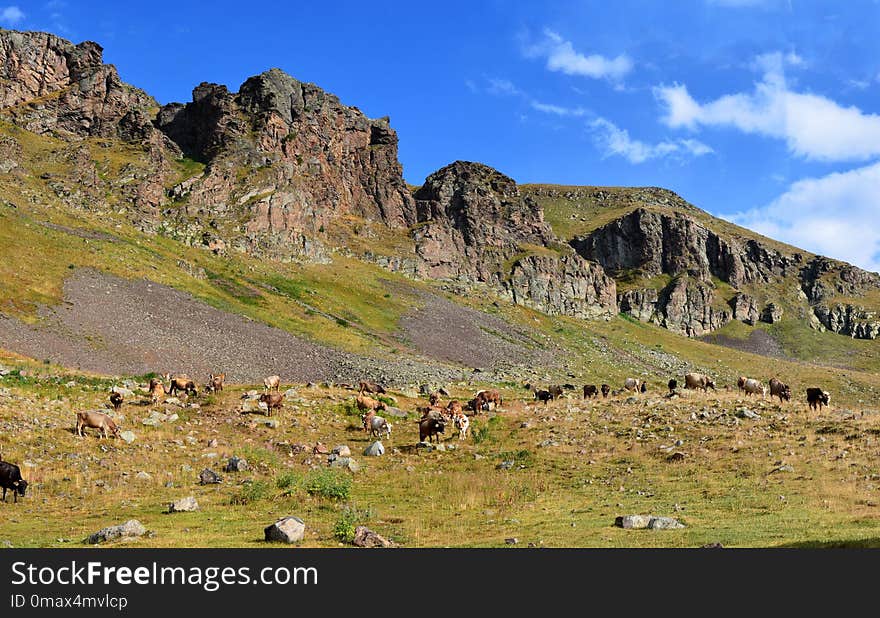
[333,505,372,543]
[305,469,352,501]
[230,480,271,505]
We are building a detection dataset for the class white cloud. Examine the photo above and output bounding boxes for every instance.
[486,78,523,97]
[530,101,588,117]
[732,161,880,272]
[525,29,633,81]
[590,117,714,164]
[0,5,24,24]
[655,51,880,162]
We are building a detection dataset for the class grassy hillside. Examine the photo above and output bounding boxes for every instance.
[2,353,880,548]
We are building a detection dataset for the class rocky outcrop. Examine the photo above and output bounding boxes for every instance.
[155,68,416,260]
[571,208,799,288]
[729,292,759,325]
[619,279,730,336]
[412,162,617,318]
[656,277,731,337]
[0,30,159,141]
[814,304,880,339]
[619,288,659,322]
[506,254,617,319]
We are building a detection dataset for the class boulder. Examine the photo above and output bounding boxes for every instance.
[329,457,360,472]
[615,515,685,530]
[352,526,393,548]
[168,496,199,513]
[331,445,351,458]
[264,516,305,544]
[363,441,385,456]
[224,456,249,473]
[119,431,136,444]
[198,468,222,485]
[86,520,146,544]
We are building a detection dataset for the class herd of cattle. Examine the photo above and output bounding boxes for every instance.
[0,369,834,505]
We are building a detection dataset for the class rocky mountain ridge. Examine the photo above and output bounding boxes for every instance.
[2,28,879,340]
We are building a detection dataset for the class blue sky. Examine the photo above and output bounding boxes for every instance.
[4,0,880,271]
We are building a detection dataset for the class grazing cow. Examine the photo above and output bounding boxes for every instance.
[534,389,553,405]
[168,377,197,398]
[640,382,648,394]
[446,400,463,417]
[741,378,766,397]
[429,392,441,406]
[359,380,387,395]
[208,373,226,393]
[601,384,610,398]
[263,375,281,392]
[418,417,445,443]
[76,411,120,439]
[806,388,830,411]
[547,386,563,400]
[624,378,641,392]
[149,380,166,404]
[583,384,599,399]
[684,373,716,392]
[0,459,27,503]
[363,412,392,438]
[454,414,470,440]
[667,379,678,395]
[356,395,386,414]
[420,407,449,423]
[109,391,123,412]
[259,392,284,415]
[768,378,791,403]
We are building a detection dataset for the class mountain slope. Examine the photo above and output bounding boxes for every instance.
[0,27,878,388]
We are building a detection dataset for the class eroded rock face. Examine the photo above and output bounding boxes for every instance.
[730,292,759,326]
[572,208,798,288]
[155,68,416,260]
[507,254,617,319]
[0,31,158,140]
[412,161,617,318]
[814,304,880,339]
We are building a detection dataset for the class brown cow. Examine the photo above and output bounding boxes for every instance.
[359,380,387,395]
[356,395,386,414]
[168,377,197,397]
[418,417,445,443]
[149,380,166,404]
[769,378,791,403]
[208,373,226,393]
[259,392,284,416]
[76,411,120,439]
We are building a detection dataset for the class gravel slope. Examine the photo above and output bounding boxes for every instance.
[0,269,479,385]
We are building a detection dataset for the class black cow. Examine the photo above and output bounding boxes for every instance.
[806,387,830,411]
[600,384,610,398]
[0,460,28,503]
[534,389,553,404]
[583,384,599,399]
[667,379,678,394]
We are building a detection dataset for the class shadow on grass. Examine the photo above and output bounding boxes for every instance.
[777,538,880,548]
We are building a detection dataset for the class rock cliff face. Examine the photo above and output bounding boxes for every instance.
[411,162,617,318]
[0,30,159,140]
[565,206,880,338]
[155,68,416,260]
[571,208,800,288]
